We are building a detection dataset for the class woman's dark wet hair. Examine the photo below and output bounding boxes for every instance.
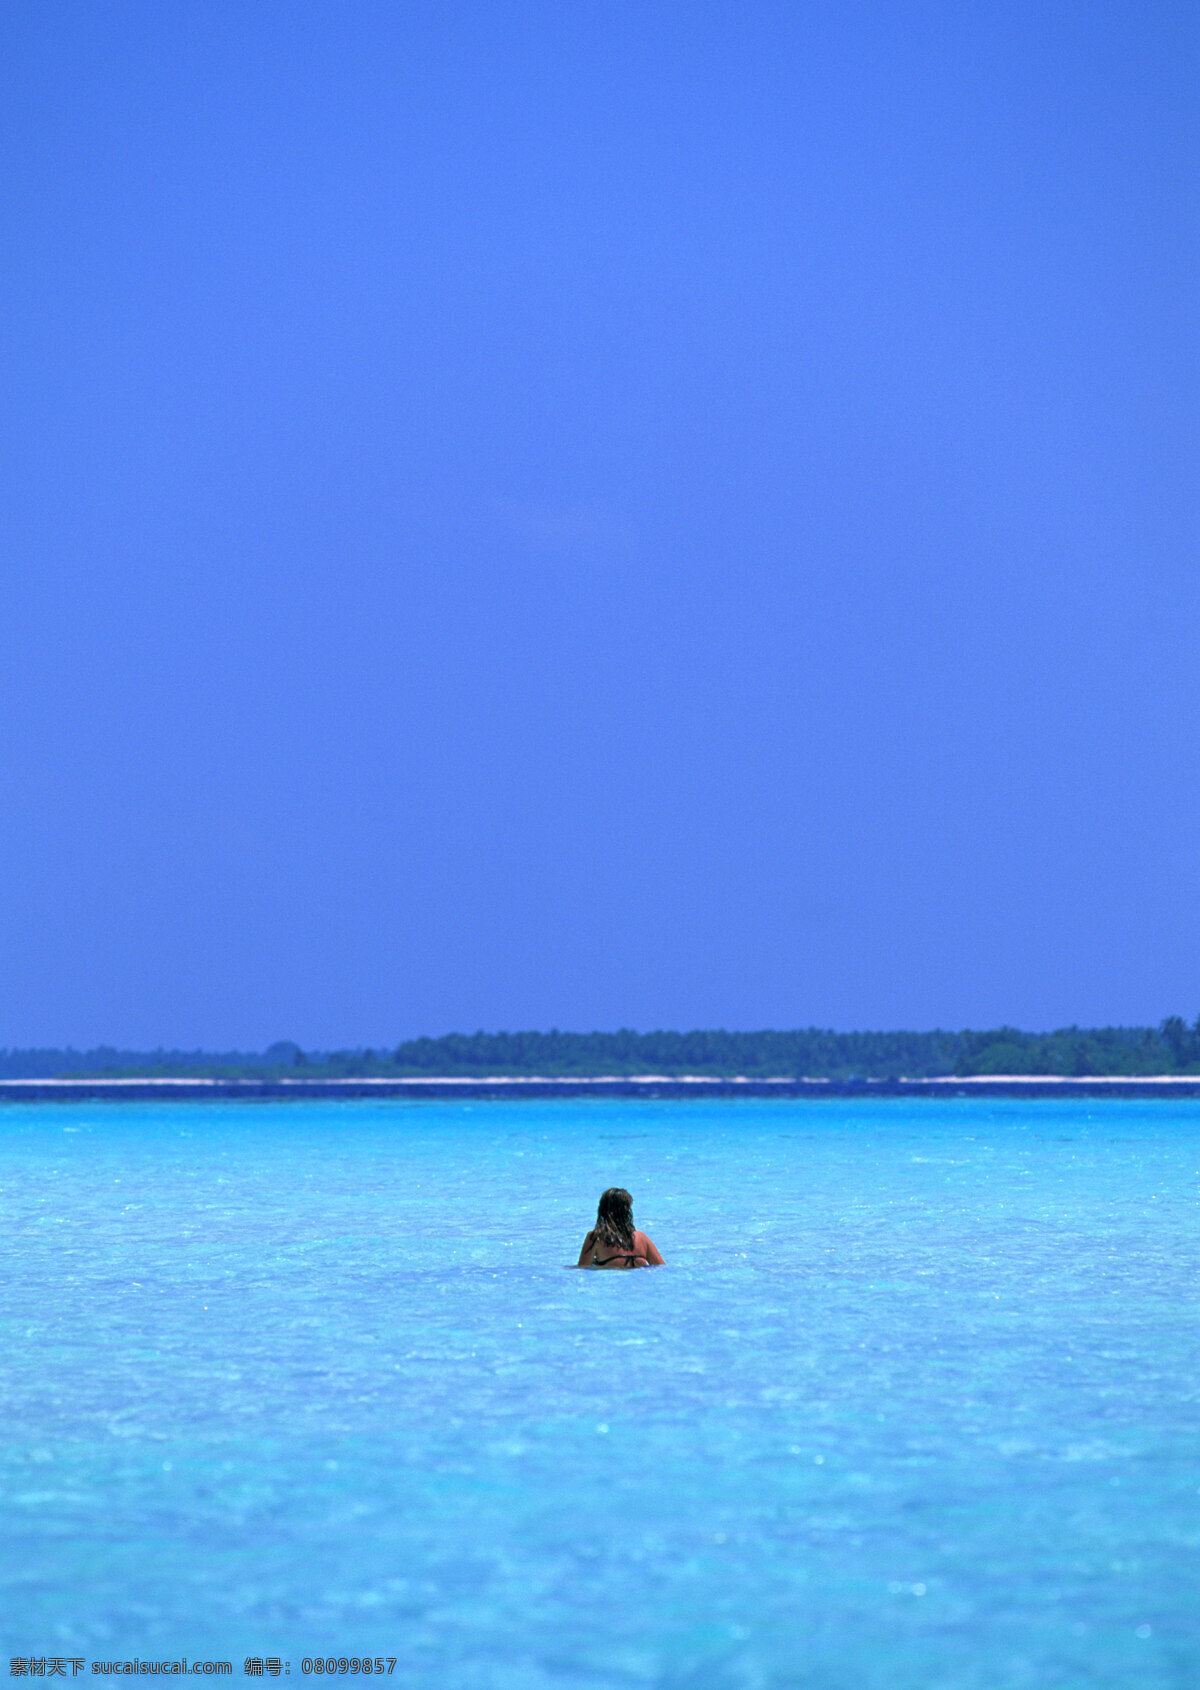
[594,1187,636,1251]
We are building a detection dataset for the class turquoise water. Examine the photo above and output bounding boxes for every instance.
[2,1097,1198,1686]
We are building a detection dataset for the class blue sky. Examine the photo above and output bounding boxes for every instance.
[1,1,1196,1047]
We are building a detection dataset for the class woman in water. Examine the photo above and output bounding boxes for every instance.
[576,1187,665,1269]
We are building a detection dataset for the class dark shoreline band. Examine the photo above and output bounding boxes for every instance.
[3,1076,1200,1102]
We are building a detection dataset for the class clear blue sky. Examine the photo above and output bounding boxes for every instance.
[1,1,1196,1048]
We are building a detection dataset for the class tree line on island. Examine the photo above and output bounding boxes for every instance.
[2,1019,1200,1079]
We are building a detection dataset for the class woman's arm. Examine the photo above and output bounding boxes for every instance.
[576,1229,596,1268]
[635,1230,665,1265]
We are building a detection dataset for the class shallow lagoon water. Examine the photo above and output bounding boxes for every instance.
[1,1096,1198,1686]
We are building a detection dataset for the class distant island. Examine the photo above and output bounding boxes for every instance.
[2,1020,1200,1080]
